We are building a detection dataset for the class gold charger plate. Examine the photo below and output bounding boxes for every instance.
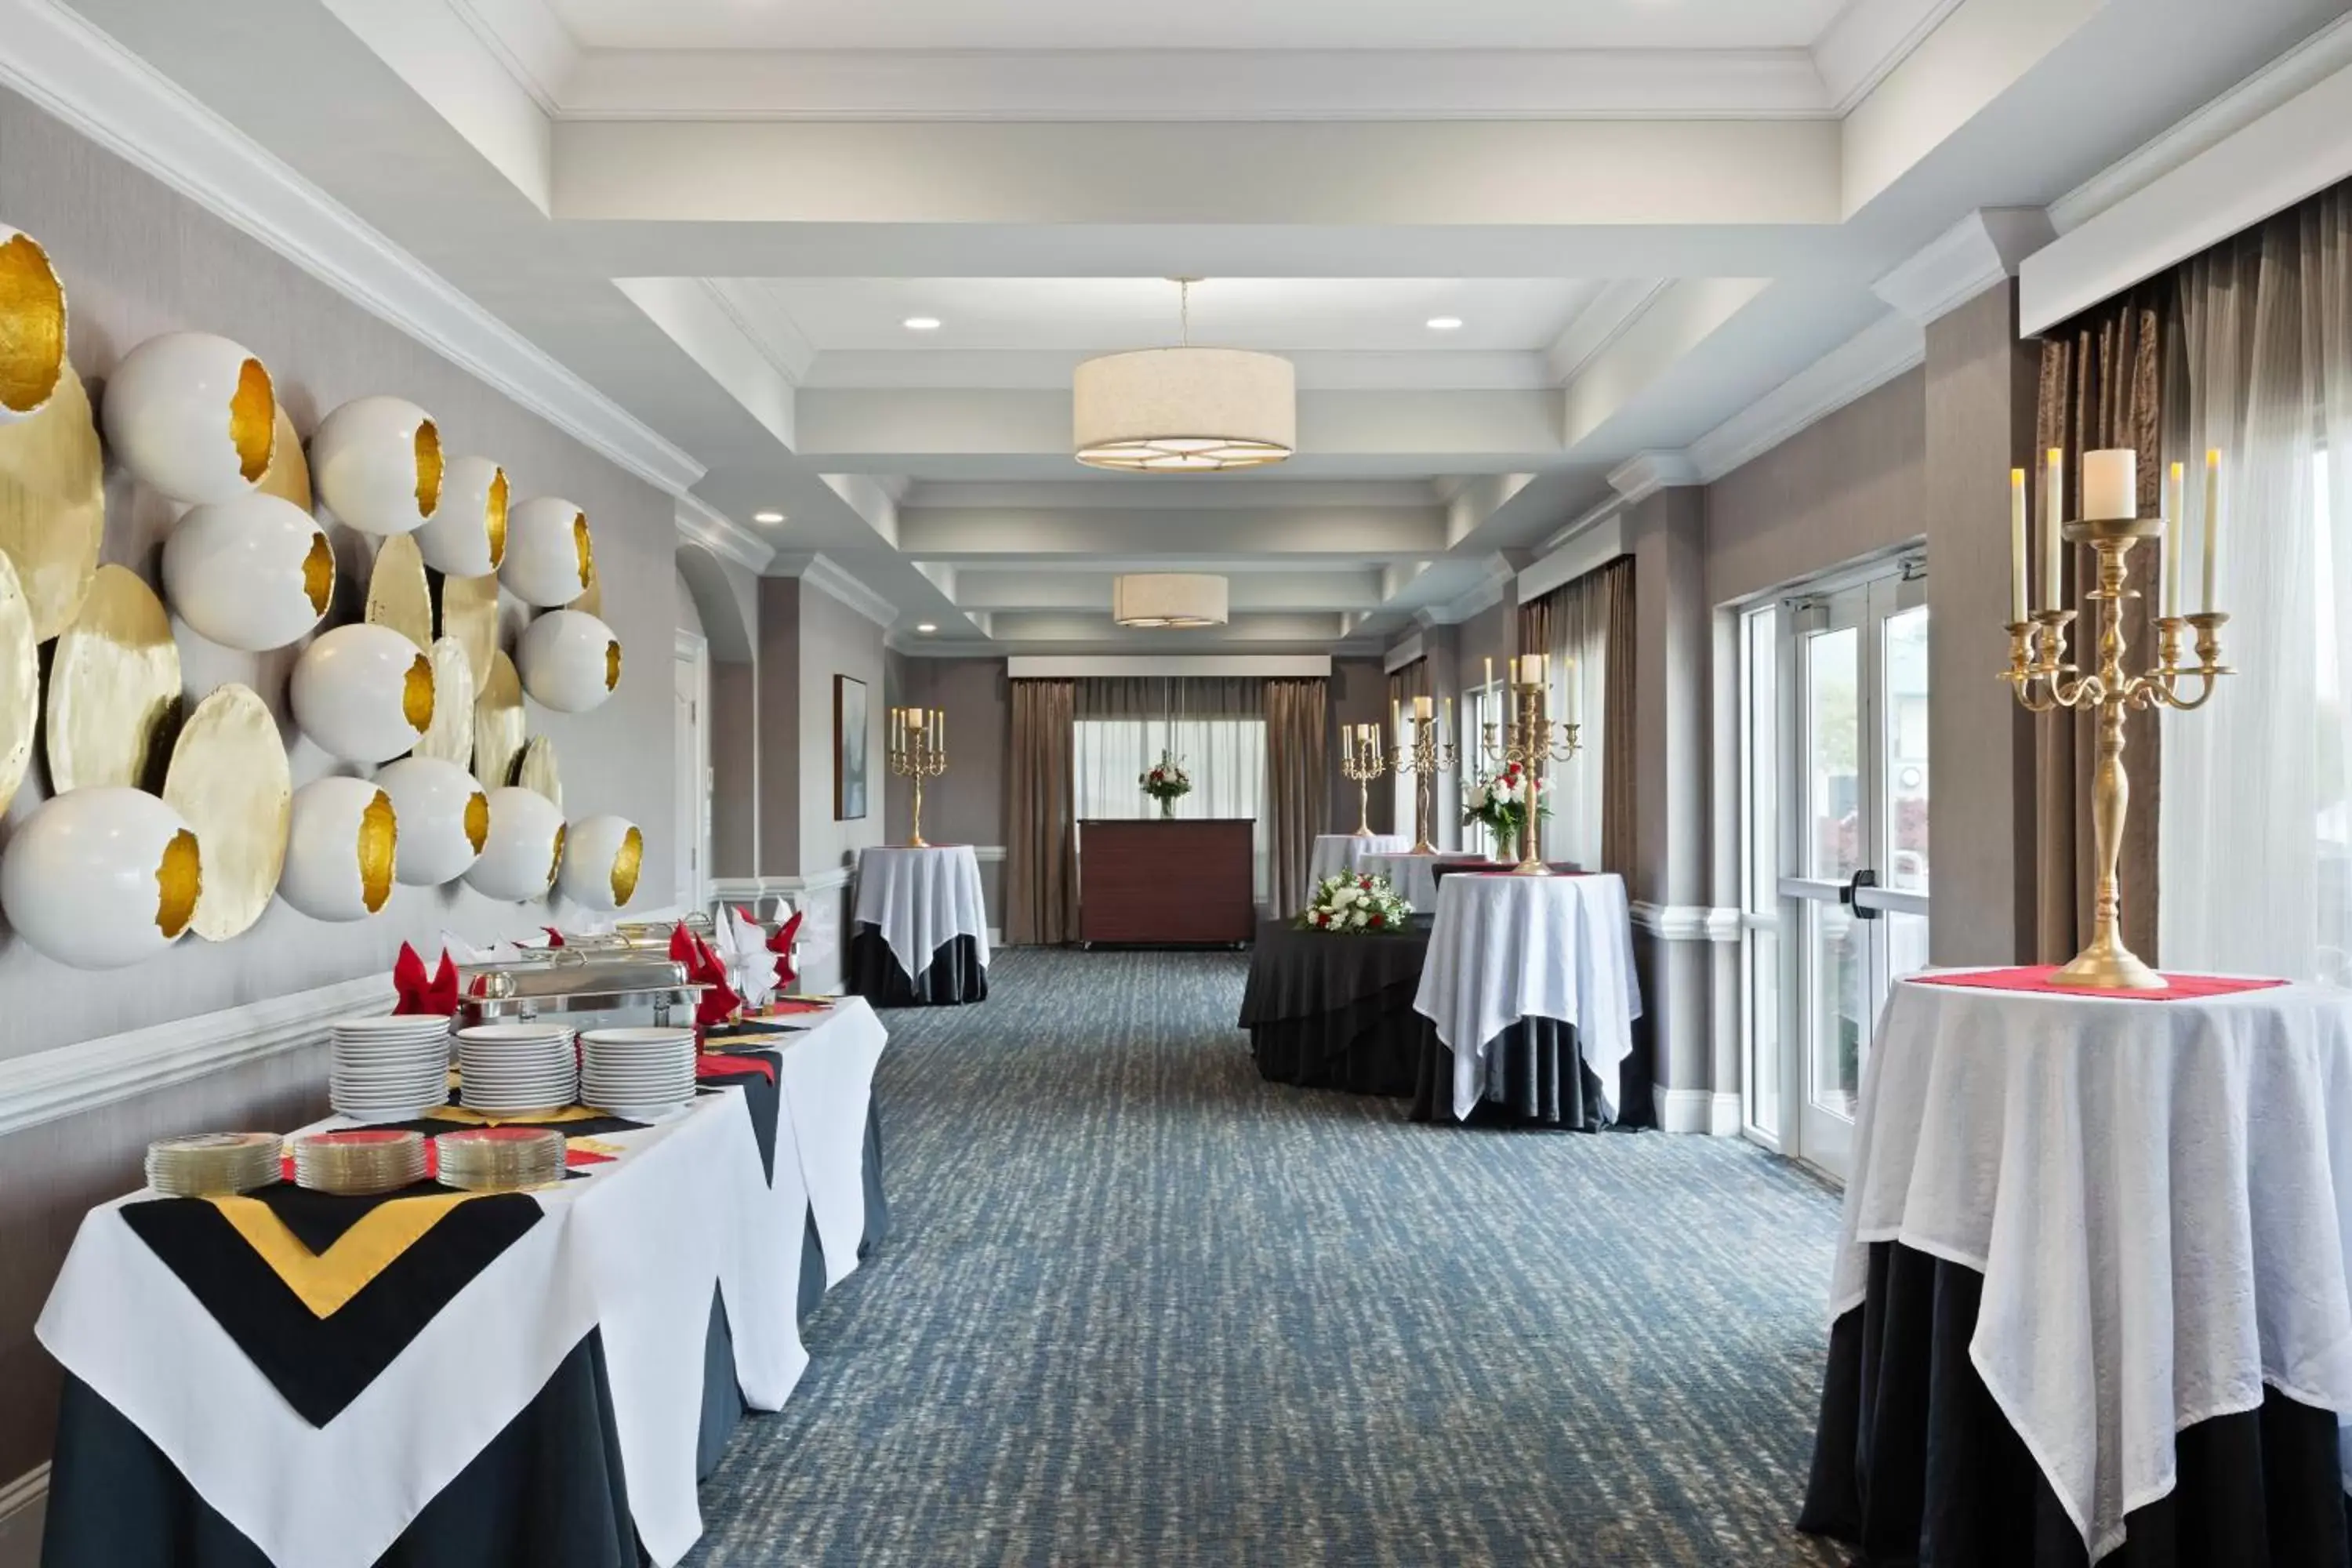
[365,533,433,650]
[474,649,524,788]
[162,683,290,942]
[413,634,476,768]
[46,563,180,792]
[256,405,312,510]
[0,362,103,641]
[440,572,499,693]
[0,547,35,815]
[516,734,561,811]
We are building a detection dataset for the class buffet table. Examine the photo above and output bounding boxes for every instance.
[37,1000,889,1568]
[848,843,989,1006]
[1236,914,1433,1096]
[1306,833,1412,888]
[1411,872,1642,1130]
[1802,970,2352,1565]
[1359,850,1490,913]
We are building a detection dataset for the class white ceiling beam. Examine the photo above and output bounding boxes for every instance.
[1542,278,1671,386]
[1685,310,1925,481]
[612,275,798,448]
[987,611,1350,645]
[1871,207,2051,324]
[1811,0,1965,114]
[800,347,1552,393]
[896,506,1450,558]
[949,568,1388,614]
[1563,277,1773,448]
[318,0,555,211]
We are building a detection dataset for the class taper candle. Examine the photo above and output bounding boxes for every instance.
[2203,448,2223,612]
[2044,448,2064,611]
[2009,468,2028,622]
[1484,656,1494,691]
[1392,698,1403,746]
[2164,461,2185,619]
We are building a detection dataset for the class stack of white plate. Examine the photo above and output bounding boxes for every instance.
[455,1022,579,1116]
[579,1025,697,1118]
[292,1130,427,1195]
[147,1133,281,1196]
[329,1014,453,1123]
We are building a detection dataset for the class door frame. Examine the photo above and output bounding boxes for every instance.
[673,629,710,913]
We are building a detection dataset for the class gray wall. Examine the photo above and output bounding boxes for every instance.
[884,655,1010,932]
[1327,657,1392,834]
[795,584,888,879]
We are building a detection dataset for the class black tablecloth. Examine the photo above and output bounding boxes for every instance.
[38,1102,892,1568]
[1236,916,1432,1096]
[1802,1240,2352,1566]
[847,925,988,1007]
[1409,1018,1653,1131]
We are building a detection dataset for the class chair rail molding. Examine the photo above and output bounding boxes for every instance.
[1631,902,1742,942]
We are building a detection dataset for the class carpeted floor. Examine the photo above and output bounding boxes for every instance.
[685,949,1848,1567]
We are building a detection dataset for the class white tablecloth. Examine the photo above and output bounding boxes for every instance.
[37,1000,889,1568]
[1835,975,2352,1561]
[1308,833,1413,888]
[853,844,991,980]
[1411,872,1641,1120]
[1359,850,1486,914]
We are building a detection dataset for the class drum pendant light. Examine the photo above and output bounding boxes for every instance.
[1073,279,1294,473]
[1113,574,1229,629]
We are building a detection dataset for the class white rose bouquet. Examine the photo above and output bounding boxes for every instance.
[1297,871,1413,934]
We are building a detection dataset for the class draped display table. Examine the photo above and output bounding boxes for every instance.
[1236,915,1433,1096]
[1306,833,1413,889]
[848,844,989,1006]
[37,1003,889,1568]
[1802,971,2352,1565]
[1359,851,1492,913]
[1410,872,1642,1130]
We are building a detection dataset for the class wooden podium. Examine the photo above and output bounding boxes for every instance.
[1077,818,1255,946]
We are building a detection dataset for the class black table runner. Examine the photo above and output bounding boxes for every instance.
[847,926,988,1007]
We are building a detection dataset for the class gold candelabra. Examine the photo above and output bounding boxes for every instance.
[1479,655,1581,875]
[1388,699,1455,855]
[2004,448,2230,989]
[1338,721,1388,837]
[887,706,948,848]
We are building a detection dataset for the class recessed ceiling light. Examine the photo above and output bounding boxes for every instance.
[902,316,942,332]
[916,623,938,633]
[1426,316,1465,332]
[752,510,784,524]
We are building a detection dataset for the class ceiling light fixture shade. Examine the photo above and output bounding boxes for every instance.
[1113,573,1228,629]
[1073,280,1294,473]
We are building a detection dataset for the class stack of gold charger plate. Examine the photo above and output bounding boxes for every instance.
[146,1133,281,1196]
[292,1129,426,1195]
[434,1127,566,1192]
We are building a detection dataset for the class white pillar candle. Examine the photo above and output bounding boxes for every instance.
[2203,448,2223,612]
[2044,448,2064,612]
[1412,694,1432,720]
[2009,467,2028,622]
[2083,448,2136,522]
[2164,461,2185,619]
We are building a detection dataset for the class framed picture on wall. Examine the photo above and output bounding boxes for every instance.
[835,674,869,820]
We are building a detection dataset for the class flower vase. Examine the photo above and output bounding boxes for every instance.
[1494,826,1516,865]
[1157,796,1175,820]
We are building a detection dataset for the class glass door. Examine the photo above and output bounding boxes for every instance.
[1769,564,1929,1181]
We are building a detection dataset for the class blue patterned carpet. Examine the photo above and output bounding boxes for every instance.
[685,949,1847,1566]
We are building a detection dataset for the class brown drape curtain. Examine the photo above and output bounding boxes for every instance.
[1598,557,1637,877]
[1384,659,1428,838]
[1518,590,1556,666]
[2034,286,2168,966]
[1073,677,1264,718]
[1265,679,1330,915]
[1005,679,1076,945]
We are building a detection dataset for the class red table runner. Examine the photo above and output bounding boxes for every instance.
[1911,966,2288,1000]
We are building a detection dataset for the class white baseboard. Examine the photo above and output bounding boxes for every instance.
[1653,1086,1744,1136]
[0,1465,46,1568]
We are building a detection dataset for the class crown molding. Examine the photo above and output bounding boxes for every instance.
[1607,451,1702,505]
[702,277,816,385]
[1686,310,1925,482]
[1382,631,1428,674]
[1871,207,2052,325]
[1812,0,1965,115]
[675,493,775,574]
[673,626,707,663]
[1545,278,1672,387]
[442,0,579,116]
[1421,554,1519,626]
[0,0,706,499]
[773,552,900,629]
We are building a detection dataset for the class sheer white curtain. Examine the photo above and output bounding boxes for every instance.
[1547,579,1610,871]
[2161,183,2352,982]
[1073,717,1269,896]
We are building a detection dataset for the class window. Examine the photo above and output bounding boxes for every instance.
[1740,604,1781,1142]
[1073,715,1269,898]
[1461,681,1502,857]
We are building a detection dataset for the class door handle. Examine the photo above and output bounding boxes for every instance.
[1841,869,1882,920]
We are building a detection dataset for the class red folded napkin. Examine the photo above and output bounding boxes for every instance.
[541,927,566,949]
[391,945,462,1015]
[769,911,804,986]
[696,1053,778,1083]
[1911,967,2288,1000]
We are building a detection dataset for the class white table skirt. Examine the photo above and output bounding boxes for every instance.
[853,844,991,981]
[1359,850,1486,914]
[1835,975,2352,1562]
[1308,833,1414,889]
[1411,871,1641,1120]
[37,1000,888,1568]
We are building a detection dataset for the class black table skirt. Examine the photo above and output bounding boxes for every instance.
[1802,1240,2352,1566]
[846,925,988,1007]
[1409,1018,1652,1131]
[1237,917,1432,1097]
[41,1102,892,1568]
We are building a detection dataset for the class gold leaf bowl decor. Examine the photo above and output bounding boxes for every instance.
[416,455,507,576]
[100,332,276,504]
[310,395,441,535]
[412,635,477,768]
[46,564,179,793]
[0,361,103,641]
[503,496,593,608]
[289,623,434,764]
[162,683,291,942]
[0,547,34,816]
[517,608,620,714]
[0,786,201,968]
[280,776,397,921]
[557,815,642,911]
[0,225,67,426]
[464,785,565,902]
[161,492,333,652]
[373,756,487,886]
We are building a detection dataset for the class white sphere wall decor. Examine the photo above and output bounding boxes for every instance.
[0,787,201,968]
[557,815,643,911]
[100,332,277,503]
[0,225,68,425]
[503,497,594,607]
[517,608,621,714]
[373,757,488,886]
[465,786,565,902]
[280,776,397,921]
[162,492,335,651]
[416,455,507,575]
[310,395,441,535]
[289,622,434,764]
